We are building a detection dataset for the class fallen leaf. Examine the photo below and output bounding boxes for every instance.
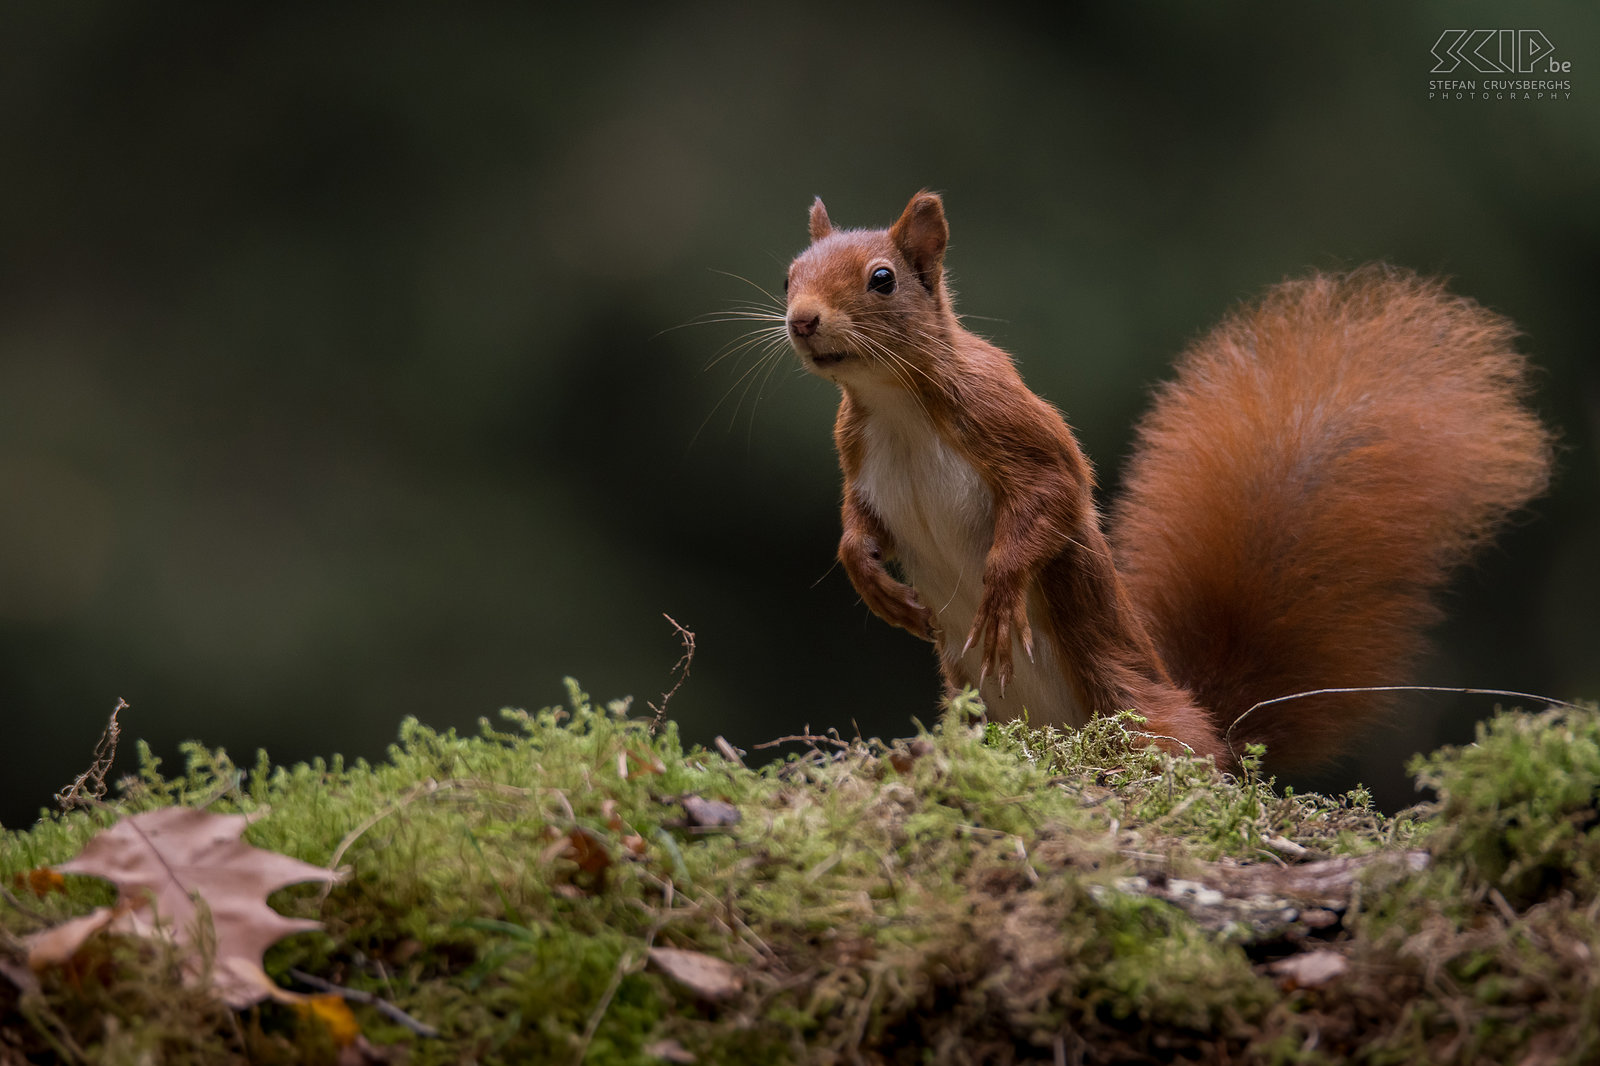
[538,826,612,894]
[218,957,296,1004]
[25,905,124,970]
[16,868,67,898]
[297,993,363,1046]
[30,806,340,1007]
[564,827,611,877]
[647,947,743,1002]
[679,796,740,829]
[1268,949,1349,989]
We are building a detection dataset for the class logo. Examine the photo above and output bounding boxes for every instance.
[1428,29,1574,100]
[1430,30,1568,74]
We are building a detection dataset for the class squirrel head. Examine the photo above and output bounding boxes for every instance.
[785,190,952,386]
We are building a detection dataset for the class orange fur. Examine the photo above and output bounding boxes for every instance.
[1112,265,1553,766]
[784,192,1551,770]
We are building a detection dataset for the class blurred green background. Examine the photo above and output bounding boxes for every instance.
[2,3,1596,824]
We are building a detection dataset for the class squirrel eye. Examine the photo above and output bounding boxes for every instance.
[868,266,895,294]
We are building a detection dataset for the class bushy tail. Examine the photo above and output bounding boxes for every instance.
[1111,265,1553,768]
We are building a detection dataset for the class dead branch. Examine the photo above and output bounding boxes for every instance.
[287,969,440,1039]
[648,614,696,736]
[56,698,126,811]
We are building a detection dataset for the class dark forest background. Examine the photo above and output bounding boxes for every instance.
[2,3,1596,825]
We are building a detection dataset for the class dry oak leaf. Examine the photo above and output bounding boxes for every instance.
[27,806,340,1008]
[24,902,126,970]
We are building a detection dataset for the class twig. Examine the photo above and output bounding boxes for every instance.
[751,730,855,752]
[318,779,449,904]
[1225,684,1585,765]
[648,614,696,736]
[56,698,125,810]
[713,736,746,767]
[318,777,551,905]
[288,968,440,1039]
[1128,730,1196,759]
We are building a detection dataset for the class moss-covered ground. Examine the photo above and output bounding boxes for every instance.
[3,682,1598,1064]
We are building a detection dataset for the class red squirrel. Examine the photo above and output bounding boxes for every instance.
[783,190,1552,769]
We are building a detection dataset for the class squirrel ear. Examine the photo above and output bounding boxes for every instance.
[890,190,948,295]
[808,197,833,242]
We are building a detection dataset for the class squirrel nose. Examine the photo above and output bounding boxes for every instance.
[788,312,821,339]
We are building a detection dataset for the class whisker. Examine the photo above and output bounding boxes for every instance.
[739,344,801,451]
[704,325,790,371]
[690,345,789,450]
[708,268,787,308]
[844,326,939,424]
[656,306,784,342]
[703,337,782,376]
[855,323,949,398]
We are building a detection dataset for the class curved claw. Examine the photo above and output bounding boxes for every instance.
[990,636,1013,697]
[963,587,1034,698]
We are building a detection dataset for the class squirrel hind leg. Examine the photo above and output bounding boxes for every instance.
[1132,684,1232,767]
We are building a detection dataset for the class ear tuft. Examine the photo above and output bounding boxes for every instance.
[889,190,948,295]
[808,197,833,242]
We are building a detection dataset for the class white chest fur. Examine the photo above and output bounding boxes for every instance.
[854,397,992,603]
[850,391,1087,727]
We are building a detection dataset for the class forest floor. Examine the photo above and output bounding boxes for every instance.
[3,681,1598,1065]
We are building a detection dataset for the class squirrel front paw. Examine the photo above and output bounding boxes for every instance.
[839,524,936,640]
[961,585,1035,694]
[862,578,936,640]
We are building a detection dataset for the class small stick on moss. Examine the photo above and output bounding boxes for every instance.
[751,731,854,752]
[728,910,779,964]
[648,614,696,736]
[55,697,126,810]
[714,736,746,767]
[1487,888,1521,926]
[288,968,440,1039]
[320,777,563,906]
[318,779,450,903]
[1225,685,1585,766]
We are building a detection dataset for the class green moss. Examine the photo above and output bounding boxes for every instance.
[3,686,1598,1064]
[1410,706,1600,905]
